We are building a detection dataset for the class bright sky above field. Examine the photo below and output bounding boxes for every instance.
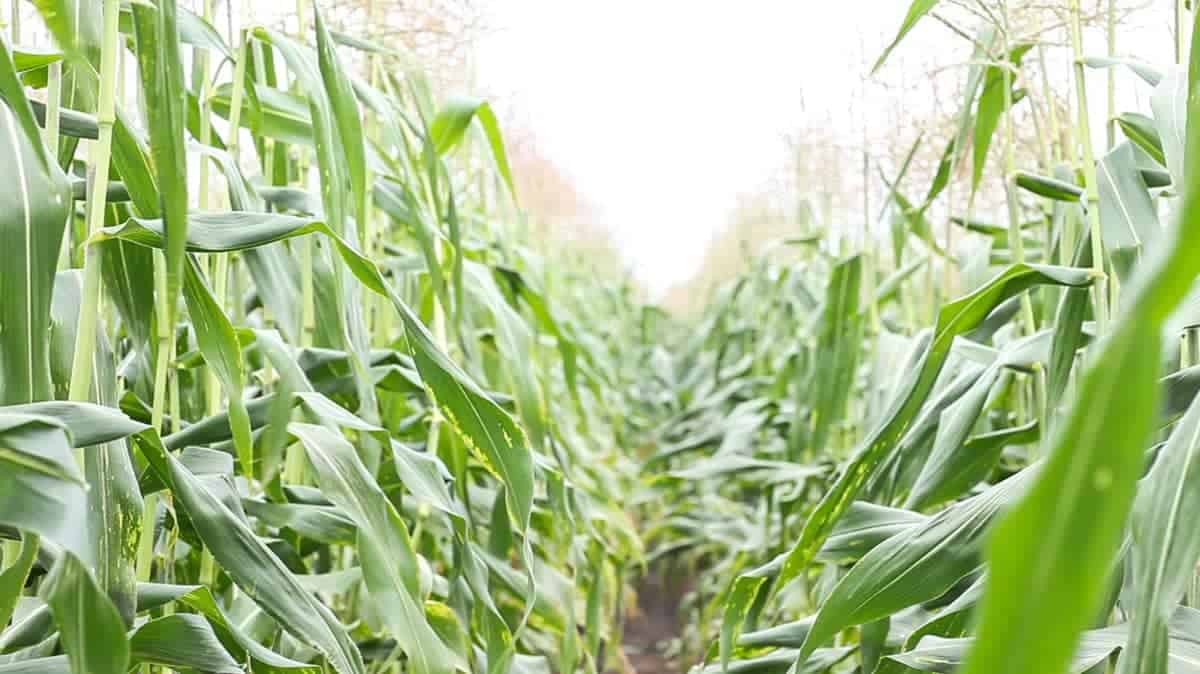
[474,1,890,294]
[473,1,1176,296]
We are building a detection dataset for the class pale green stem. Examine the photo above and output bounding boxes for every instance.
[140,262,163,602]
[66,0,121,406]
[205,31,248,418]
[151,256,171,432]
[284,3,314,485]
[213,255,230,320]
[1038,44,1062,164]
[199,1,225,416]
[250,38,269,164]
[227,36,249,162]
[199,546,217,586]
[47,62,70,271]
[373,68,393,346]
[423,161,452,451]
[300,236,315,347]
[425,300,448,458]
[44,63,61,158]
[1069,0,1110,334]
[196,47,212,213]
[291,3,316,347]
[168,337,181,434]
[1000,0,1036,336]
[1025,88,1058,260]
[366,0,384,342]
[195,0,223,620]
[1028,78,1052,172]
[135,492,158,581]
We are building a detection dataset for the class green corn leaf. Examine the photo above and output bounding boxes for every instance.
[1014,170,1084,202]
[290,423,458,674]
[1082,56,1164,86]
[48,270,143,625]
[0,34,72,406]
[1117,111,1168,167]
[29,100,100,139]
[804,254,863,456]
[720,559,775,672]
[0,414,91,563]
[181,257,253,477]
[211,81,314,146]
[0,658,70,673]
[12,47,62,72]
[1151,67,1187,182]
[871,0,940,74]
[2,400,148,447]
[92,207,536,531]
[243,499,357,545]
[796,467,1036,664]
[135,582,319,672]
[0,533,39,629]
[428,97,517,199]
[972,46,1031,193]
[1047,231,1093,412]
[959,14,1200,674]
[129,614,241,674]
[41,552,129,674]
[251,25,379,470]
[907,330,1051,509]
[132,0,188,327]
[817,502,928,563]
[252,27,347,233]
[738,618,814,650]
[895,609,1200,674]
[312,4,367,242]
[1097,141,1160,254]
[134,431,365,674]
[464,261,548,449]
[118,4,231,59]
[1118,392,1200,674]
[767,263,1092,599]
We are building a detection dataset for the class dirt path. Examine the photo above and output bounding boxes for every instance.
[620,572,687,674]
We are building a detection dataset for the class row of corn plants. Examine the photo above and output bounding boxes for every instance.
[0,1,646,673]
[9,1,1200,674]
[637,3,1200,674]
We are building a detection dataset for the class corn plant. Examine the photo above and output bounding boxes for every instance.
[7,2,1200,674]
[0,1,641,673]
[636,4,1200,674]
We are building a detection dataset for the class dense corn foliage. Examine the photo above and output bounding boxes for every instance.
[4,2,1200,674]
[0,1,643,673]
[637,4,1200,674]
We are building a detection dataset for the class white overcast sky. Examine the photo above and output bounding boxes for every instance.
[470,1,1176,295]
[473,1,892,293]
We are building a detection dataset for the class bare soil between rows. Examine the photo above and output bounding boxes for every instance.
[619,572,689,674]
